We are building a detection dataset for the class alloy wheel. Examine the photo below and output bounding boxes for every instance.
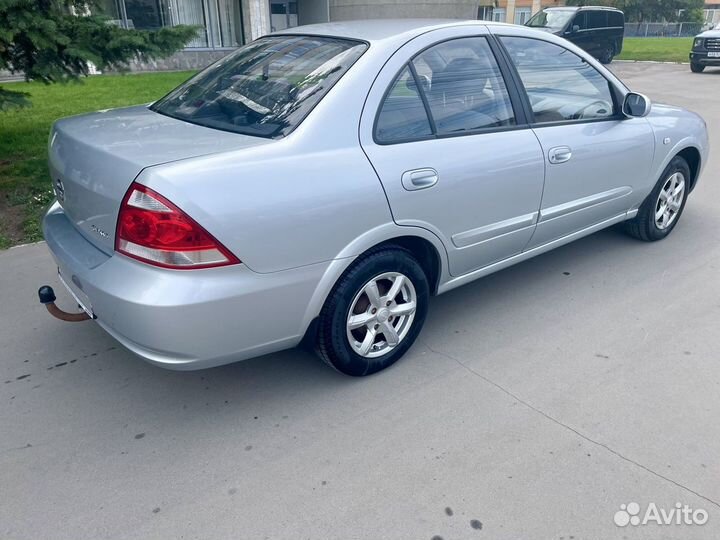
[654,171,685,230]
[346,272,417,358]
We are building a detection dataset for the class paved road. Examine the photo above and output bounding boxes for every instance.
[1,62,719,540]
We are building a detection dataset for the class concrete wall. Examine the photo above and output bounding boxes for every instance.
[121,49,234,72]
[496,0,561,23]
[330,0,479,20]
[2,50,232,78]
[299,0,330,25]
[0,70,22,83]
[243,0,272,40]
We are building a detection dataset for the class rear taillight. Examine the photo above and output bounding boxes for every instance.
[115,183,240,269]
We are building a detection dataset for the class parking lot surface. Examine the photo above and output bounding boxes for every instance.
[1,62,719,539]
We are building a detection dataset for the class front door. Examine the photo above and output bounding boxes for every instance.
[360,27,545,277]
[497,32,655,248]
[565,11,595,55]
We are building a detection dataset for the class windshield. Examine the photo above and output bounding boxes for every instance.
[526,9,575,30]
[151,36,367,138]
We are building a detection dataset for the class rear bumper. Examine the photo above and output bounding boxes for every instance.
[43,202,328,370]
[689,52,720,66]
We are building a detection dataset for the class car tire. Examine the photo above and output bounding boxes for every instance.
[315,246,429,376]
[599,45,615,64]
[690,62,705,73]
[624,156,691,242]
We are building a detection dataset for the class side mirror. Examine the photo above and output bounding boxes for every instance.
[406,73,430,94]
[622,92,652,118]
[571,24,580,33]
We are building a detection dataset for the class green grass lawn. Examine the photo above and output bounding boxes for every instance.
[617,37,693,63]
[0,71,195,248]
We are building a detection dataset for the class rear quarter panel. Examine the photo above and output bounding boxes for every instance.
[135,46,399,275]
[138,141,393,274]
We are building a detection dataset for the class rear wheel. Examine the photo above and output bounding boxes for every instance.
[691,62,705,73]
[315,246,429,376]
[599,45,615,64]
[624,156,690,242]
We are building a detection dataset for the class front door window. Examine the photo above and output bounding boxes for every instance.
[500,36,616,123]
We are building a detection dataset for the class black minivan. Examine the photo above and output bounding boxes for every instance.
[525,6,625,64]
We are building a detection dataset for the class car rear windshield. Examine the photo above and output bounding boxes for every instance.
[151,35,368,138]
[526,9,574,30]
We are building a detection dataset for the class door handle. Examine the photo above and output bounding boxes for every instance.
[548,146,572,164]
[401,168,438,191]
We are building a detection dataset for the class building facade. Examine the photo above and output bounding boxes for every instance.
[705,2,720,25]
[99,0,562,69]
[477,0,564,26]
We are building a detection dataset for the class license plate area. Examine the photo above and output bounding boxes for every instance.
[708,52,720,58]
[57,267,95,319]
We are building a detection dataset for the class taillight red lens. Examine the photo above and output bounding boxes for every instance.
[115,183,240,269]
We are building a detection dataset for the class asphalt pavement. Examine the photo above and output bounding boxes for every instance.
[1,62,719,539]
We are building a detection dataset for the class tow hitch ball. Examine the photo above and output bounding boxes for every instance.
[38,286,91,322]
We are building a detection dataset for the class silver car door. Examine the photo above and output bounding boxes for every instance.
[496,30,655,249]
[359,26,545,277]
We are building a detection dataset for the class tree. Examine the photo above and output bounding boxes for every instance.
[617,0,705,22]
[0,0,199,110]
[565,0,705,22]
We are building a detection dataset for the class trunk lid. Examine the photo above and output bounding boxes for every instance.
[49,105,270,254]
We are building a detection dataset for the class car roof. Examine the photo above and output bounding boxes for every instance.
[273,19,512,43]
[543,5,622,11]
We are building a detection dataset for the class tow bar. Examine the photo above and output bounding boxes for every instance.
[38,286,92,322]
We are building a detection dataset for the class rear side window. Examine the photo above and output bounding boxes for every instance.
[375,67,433,143]
[586,10,608,29]
[375,37,516,143]
[501,37,616,124]
[151,36,367,138]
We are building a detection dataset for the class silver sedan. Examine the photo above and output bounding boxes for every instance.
[42,20,709,376]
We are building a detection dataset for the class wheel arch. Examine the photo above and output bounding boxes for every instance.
[375,235,442,294]
[299,225,449,344]
[676,146,702,192]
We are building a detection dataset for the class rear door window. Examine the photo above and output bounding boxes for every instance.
[416,37,516,134]
[375,36,516,143]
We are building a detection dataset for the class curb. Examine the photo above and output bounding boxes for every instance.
[7,240,45,250]
[615,59,689,65]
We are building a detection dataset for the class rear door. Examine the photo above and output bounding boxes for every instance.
[360,26,545,277]
[496,30,655,249]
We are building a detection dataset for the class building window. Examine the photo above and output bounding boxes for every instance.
[98,0,243,49]
[492,8,506,22]
[477,6,494,21]
[270,0,298,31]
[214,0,244,46]
[514,7,531,25]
